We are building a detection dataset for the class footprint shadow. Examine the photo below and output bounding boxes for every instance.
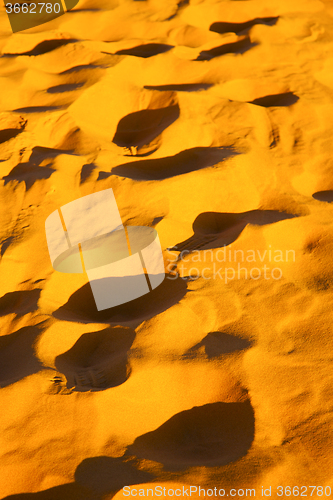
[29,146,67,162]
[0,128,24,144]
[74,456,153,495]
[126,401,255,470]
[2,456,153,500]
[313,190,333,203]
[53,274,188,326]
[196,37,257,61]
[1,145,68,190]
[0,324,45,388]
[210,17,279,35]
[80,162,97,183]
[1,401,254,495]
[47,83,85,94]
[0,287,45,387]
[249,92,299,107]
[3,163,55,190]
[14,106,65,113]
[108,147,238,181]
[55,326,135,391]
[185,331,252,359]
[144,83,213,92]
[114,43,173,58]
[171,209,297,253]
[0,289,41,317]
[112,104,180,152]
[2,38,77,56]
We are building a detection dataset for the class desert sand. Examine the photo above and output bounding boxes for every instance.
[1,0,333,498]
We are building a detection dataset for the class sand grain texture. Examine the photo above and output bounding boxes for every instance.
[0,0,333,498]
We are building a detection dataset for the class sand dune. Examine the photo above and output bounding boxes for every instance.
[1,0,333,498]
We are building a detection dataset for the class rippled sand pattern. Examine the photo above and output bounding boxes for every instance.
[1,0,333,498]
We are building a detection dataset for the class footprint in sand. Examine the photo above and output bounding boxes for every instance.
[106,147,237,181]
[170,209,298,254]
[53,275,188,328]
[55,326,135,391]
[126,400,255,469]
[186,331,252,359]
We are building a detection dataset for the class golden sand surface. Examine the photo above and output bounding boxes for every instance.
[1,0,333,498]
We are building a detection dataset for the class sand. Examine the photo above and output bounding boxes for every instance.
[1,0,333,498]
